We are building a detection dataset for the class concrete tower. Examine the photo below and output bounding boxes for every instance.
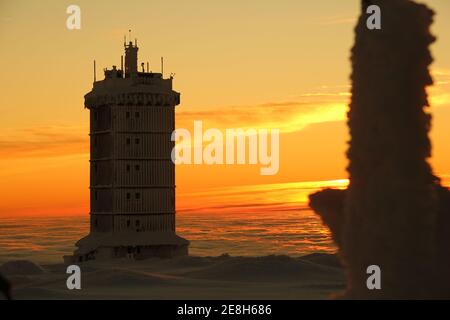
[66,39,189,263]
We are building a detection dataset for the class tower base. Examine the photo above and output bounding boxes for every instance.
[64,231,189,264]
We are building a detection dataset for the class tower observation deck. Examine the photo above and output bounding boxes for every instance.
[66,39,189,262]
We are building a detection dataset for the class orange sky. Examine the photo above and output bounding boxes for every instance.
[0,0,450,216]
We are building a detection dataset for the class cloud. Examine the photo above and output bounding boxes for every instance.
[190,70,450,135]
[1,75,447,161]
[177,89,350,133]
[177,179,349,214]
[0,125,88,159]
[0,89,349,161]
[429,68,450,107]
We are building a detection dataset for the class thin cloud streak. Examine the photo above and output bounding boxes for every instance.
[0,125,88,159]
[1,76,449,161]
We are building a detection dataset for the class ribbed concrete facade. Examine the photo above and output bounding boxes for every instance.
[66,40,189,263]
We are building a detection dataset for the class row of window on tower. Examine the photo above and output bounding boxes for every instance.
[93,111,141,120]
[92,136,141,146]
[126,192,140,200]
[126,137,141,145]
[126,111,140,119]
[93,164,141,172]
[127,164,140,172]
[94,191,141,200]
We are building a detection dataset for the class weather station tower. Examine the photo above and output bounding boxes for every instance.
[66,36,189,262]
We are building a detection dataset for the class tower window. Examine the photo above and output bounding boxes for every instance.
[94,191,98,200]
[135,138,140,145]
[126,164,130,172]
[126,111,130,119]
[126,192,131,200]
[135,111,140,118]
[127,220,130,227]
[94,111,98,120]
[135,164,140,171]
[126,138,131,145]
[135,192,141,200]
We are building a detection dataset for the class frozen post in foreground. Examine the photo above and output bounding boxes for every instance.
[310,0,450,298]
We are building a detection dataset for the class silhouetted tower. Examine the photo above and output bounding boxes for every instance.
[66,38,189,262]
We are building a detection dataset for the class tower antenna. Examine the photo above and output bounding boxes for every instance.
[121,55,124,76]
[161,57,164,77]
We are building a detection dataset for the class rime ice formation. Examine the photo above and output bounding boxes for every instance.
[309,0,450,299]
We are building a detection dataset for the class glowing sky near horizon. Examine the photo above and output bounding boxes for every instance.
[0,0,450,216]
